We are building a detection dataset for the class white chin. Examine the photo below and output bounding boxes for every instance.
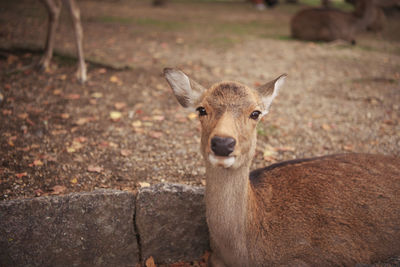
[209,154,235,168]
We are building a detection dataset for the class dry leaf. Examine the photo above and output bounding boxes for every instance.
[91,92,103,98]
[33,159,44,166]
[132,120,142,128]
[321,124,331,131]
[18,113,28,120]
[187,113,197,120]
[110,111,122,121]
[70,178,78,184]
[152,115,165,121]
[139,182,151,188]
[73,136,87,143]
[66,94,80,100]
[61,113,70,119]
[52,185,66,195]
[35,189,45,197]
[75,117,90,126]
[148,131,163,139]
[274,146,295,152]
[87,165,103,173]
[2,109,12,115]
[120,149,131,157]
[114,102,127,110]
[58,74,67,80]
[15,172,28,178]
[263,145,277,162]
[110,75,120,83]
[343,144,354,151]
[53,89,62,95]
[145,256,156,267]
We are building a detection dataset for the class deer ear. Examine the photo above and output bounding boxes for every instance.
[164,68,206,108]
[255,74,287,115]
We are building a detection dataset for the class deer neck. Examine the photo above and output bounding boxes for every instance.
[205,162,251,266]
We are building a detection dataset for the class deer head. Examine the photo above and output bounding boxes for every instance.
[164,68,286,169]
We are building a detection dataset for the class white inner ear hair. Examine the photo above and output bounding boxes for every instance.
[261,75,286,116]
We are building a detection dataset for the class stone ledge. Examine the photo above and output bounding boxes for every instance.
[136,183,209,264]
[0,190,138,267]
[0,184,209,266]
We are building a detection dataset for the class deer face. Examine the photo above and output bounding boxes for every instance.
[164,68,286,169]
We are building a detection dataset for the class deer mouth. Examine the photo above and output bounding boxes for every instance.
[208,154,236,168]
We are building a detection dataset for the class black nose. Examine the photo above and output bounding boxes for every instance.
[211,136,236,157]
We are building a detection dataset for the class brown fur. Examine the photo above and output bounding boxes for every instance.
[290,0,385,43]
[163,68,400,267]
[248,153,400,266]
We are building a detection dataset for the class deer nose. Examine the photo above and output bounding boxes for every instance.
[211,136,236,157]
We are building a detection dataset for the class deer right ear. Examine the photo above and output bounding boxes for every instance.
[164,68,205,108]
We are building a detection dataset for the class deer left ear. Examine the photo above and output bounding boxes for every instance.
[255,74,287,115]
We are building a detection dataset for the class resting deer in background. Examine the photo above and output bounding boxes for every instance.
[290,0,385,43]
[38,0,86,83]
[164,68,400,266]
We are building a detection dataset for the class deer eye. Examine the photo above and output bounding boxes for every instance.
[196,106,207,116]
[250,110,261,120]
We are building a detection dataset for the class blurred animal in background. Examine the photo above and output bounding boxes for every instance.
[290,0,387,44]
[39,0,86,83]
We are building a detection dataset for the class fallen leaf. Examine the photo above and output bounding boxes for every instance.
[91,92,103,98]
[51,129,68,135]
[73,136,87,143]
[75,117,90,125]
[70,178,78,184]
[132,120,142,128]
[109,142,118,148]
[65,94,80,100]
[110,75,120,83]
[343,144,354,151]
[98,68,107,74]
[274,146,295,152]
[114,102,127,110]
[15,172,28,178]
[321,124,331,131]
[53,89,62,95]
[187,113,197,120]
[51,185,66,195]
[139,182,151,188]
[66,141,84,153]
[120,149,131,157]
[148,131,163,139]
[2,109,12,115]
[33,159,43,166]
[58,74,67,80]
[87,165,103,173]
[35,189,44,197]
[263,145,277,162]
[18,113,28,120]
[152,115,165,121]
[145,257,156,267]
[110,111,122,121]
[61,113,70,119]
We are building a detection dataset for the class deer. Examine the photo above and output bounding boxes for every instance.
[38,0,86,83]
[290,0,385,44]
[164,67,400,266]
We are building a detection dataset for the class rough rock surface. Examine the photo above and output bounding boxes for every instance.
[0,190,138,267]
[136,183,209,264]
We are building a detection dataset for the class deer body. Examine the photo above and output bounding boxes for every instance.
[164,68,400,266]
[290,0,383,43]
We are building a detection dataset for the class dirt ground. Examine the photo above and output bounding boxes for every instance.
[0,0,399,201]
